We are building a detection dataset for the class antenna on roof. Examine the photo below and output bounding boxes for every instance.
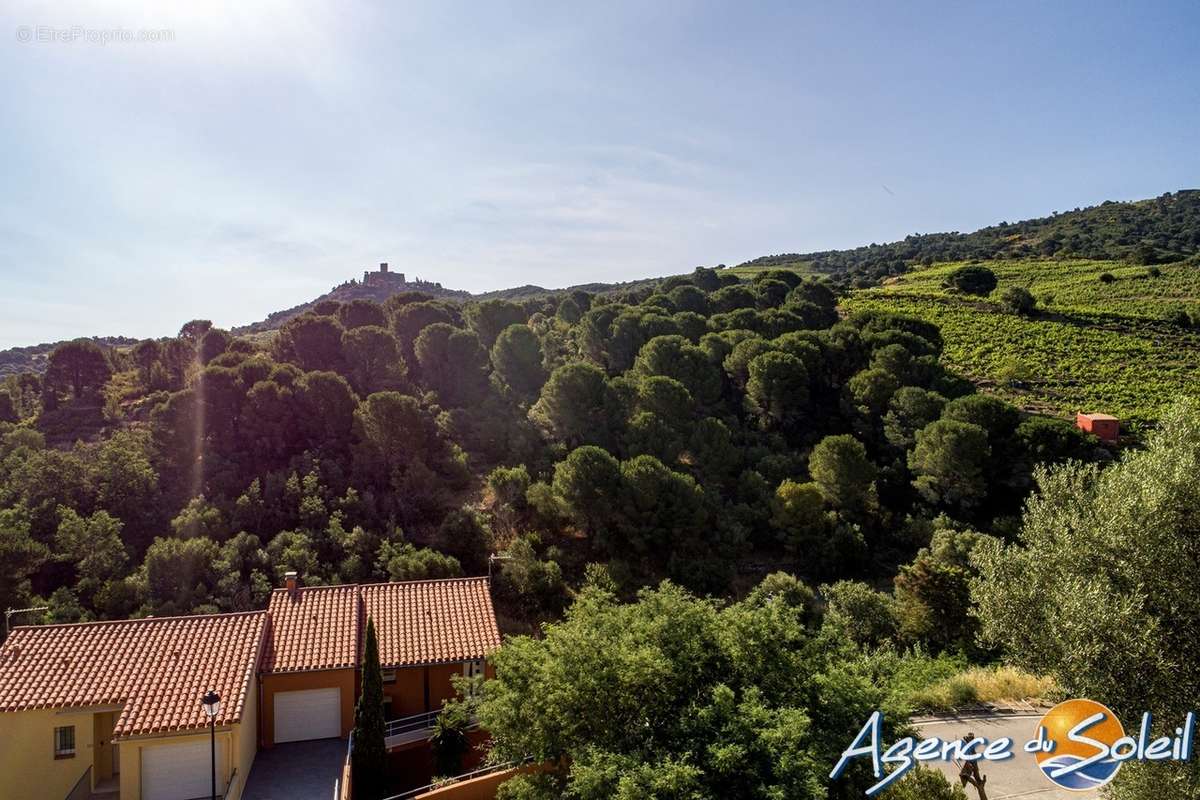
[487,554,512,583]
[3,606,50,640]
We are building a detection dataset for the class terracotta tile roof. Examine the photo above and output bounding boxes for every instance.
[0,611,265,738]
[361,577,501,668]
[0,577,501,734]
[262,585,360,673]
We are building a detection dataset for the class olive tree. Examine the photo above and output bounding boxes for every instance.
[973,399,1200,799]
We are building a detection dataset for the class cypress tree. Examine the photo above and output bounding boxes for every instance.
[352,616,387,799]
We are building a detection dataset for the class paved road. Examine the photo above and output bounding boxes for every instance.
[914,715,1101,799]
[242,738,347,800]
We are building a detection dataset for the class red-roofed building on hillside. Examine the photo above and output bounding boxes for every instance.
[0,611,267,800]
[260,576,499,748]
[1076,412,1120,442]
[0,575,501,800]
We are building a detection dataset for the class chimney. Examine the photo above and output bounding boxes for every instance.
[284,571,298,595]
[379,262,389,273]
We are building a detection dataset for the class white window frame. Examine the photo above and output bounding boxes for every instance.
[381,669,397,684]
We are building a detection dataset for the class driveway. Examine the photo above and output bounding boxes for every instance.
[915,715,1100,799]
[242,738,347,800]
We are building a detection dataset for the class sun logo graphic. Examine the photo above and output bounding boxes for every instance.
[1035,699,1125,791]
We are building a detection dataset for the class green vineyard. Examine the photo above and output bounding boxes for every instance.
[842,258,1200,429]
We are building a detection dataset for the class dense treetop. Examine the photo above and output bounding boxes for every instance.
[0,264,1109,634]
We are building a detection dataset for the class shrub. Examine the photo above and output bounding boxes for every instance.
[944,265,997,296]
[1129,242,1160,265]
[887,767,969,799]
[430,696,474,778]
[1147,266,1162,277]
[820,580,898,648]
[996,358,1034,386]
[996,286,1036,315]
[878,651,969,712]
[1098,272,1116,284]
[435,508,493,574]
[1166,309,1192,328]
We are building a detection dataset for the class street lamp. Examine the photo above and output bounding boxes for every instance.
[202,690,221,800]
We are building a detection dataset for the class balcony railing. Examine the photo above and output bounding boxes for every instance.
[382,708,483,750]
[63,766,91,800]
[383,710,442,748]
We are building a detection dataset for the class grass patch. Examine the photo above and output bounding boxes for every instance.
[723,260,818,279]
[907,666,1058,712]
[870,651,1058,714]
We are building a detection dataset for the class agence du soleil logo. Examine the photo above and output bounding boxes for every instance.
[830,698,1196,795]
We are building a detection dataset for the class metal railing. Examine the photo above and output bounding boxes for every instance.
[63,766,91,800]
[337,731,353,800]
[383,709,441,741]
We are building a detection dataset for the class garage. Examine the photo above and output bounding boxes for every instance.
[141,739,228,800]
[273,687,342,744]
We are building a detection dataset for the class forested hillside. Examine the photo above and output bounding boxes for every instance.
[0,267,1107,638]
[0,336,138,379]
[6,235,1200,799]
[743,189,1200,286]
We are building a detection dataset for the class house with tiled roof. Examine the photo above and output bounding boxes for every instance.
[0,612,267,800]
[0,575,501,800]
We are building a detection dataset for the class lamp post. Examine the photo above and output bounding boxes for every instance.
[202,690,221,800]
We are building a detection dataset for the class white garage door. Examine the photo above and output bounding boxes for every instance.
[274,687,342,743]
[142,739,228,800]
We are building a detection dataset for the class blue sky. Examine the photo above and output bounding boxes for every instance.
[1,1,1198,348]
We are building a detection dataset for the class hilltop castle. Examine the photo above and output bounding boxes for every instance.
[357,262,447,292]
[363,261,405,286]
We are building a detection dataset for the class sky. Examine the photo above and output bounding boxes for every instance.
[1,1,1198,348]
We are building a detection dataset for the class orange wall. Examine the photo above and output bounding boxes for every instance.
[412,767,530,800]
[259,661,492,744]
[383,666,427,717]
[383,662,486,717]
[429,663,464,712]
[259,669,356,747]
[1076,414,1120,441]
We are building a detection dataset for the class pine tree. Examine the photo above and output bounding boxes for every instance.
[352,617,387,799]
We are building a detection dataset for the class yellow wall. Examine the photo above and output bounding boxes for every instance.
[117,721,254,800]
[0,708,97,800]
[232,669,260,799]
[118,730,228,800]
[1,709,257,800]
[93,711,118,783]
